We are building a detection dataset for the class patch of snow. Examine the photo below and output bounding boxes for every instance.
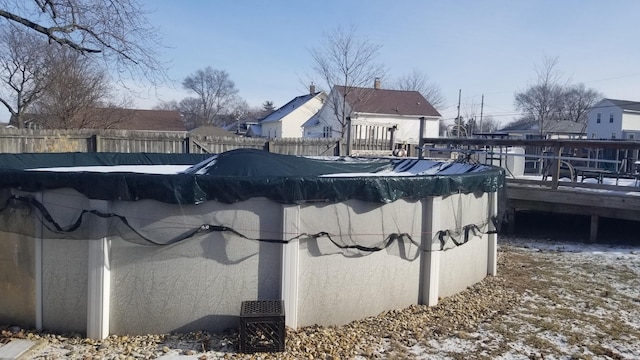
[26,165,192,174]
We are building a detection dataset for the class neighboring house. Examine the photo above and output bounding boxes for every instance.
[546,120,586,139]
[245,122,262,137]
[189,125,236,138]
[222,121,260,137]
[303,79,441,144]
[499,120,585,140]
[585,99,640,140]
[9,108,187,131]
[259,87,327,139]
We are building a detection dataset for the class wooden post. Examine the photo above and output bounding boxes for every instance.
[346,117,352,156]
[551,146,563,190]
[184,136,192,154]
[389,125,397,155]
[92,134,103,153]
[418,117,426,159]
[589,213,598,243]
[507,208,515,234]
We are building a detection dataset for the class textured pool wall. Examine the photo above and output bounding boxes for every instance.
[0,187,497,336]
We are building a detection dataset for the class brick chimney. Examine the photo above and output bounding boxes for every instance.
[374,77,381,90]
[310,83,316,94]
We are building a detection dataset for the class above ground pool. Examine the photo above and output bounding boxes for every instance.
[0,149,504,338]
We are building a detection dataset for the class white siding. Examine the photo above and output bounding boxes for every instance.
[621,112,640,132]
[305,90,350,138]
[586,99,622,139]
[261,122,281,139]
[308,88,441,142]
[280,95,325,138]
[353,113,439,144]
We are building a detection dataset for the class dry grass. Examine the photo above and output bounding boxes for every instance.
[466,238,640,359]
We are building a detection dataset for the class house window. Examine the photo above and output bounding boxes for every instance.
[609,113,614,123]
[629,134,635,140]
[591,133,596,139]
[611,133,616,139]
[596,113,601,123]
[322,126,333,138]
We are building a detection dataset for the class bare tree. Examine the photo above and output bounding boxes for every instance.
[515,57,602,136]
[177,97,204,130]
[33,48,130,128]
[182,67,240,127]
[478,115,500,133]
[558,83,601,126]
[153,100,180,111]
[0,0,166,84]
[310,25,385,136]
[0,25,51,128]
[514,56,566,135]
[392,69,445,110]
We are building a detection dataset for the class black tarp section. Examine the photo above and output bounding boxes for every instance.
[0,149,504,204]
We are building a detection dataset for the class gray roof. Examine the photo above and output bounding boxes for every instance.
[301,112,320,128]
[545,120,584,134]
[260,92,322,123]
[500,120,583,134]
[189,125,236,137]
[499,122,538,132]
[605,99,640,112]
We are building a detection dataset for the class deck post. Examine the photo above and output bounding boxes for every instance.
[420,197,441,306]
[87,200,110,339]
[589,213,599,243]
[506,208,515,234]
[552,146,563,190]
[346,117,352,156]
[418,117,426,159]
[281,204,300,329]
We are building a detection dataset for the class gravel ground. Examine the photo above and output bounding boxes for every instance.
[2,235,639,359]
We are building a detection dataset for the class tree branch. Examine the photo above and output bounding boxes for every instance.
[0,9,101,54]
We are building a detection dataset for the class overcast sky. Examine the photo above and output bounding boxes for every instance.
[4,0,640,126]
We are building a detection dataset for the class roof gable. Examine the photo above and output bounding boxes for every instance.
[260,92,325,123]
[335,86,441,117]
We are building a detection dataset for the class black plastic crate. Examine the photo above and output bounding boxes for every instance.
[239,300,285,353]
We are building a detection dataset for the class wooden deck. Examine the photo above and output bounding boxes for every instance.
[418,137,640,242]
[506,178,640,241]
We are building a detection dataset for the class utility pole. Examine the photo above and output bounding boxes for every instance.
[456,89,461,138]
[479,94,484,133]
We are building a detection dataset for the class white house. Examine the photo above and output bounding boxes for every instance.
[259,88,327,139]
[586,98,640,140]
[302,79,441,144]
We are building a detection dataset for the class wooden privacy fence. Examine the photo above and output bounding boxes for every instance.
[0,128,347,156]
